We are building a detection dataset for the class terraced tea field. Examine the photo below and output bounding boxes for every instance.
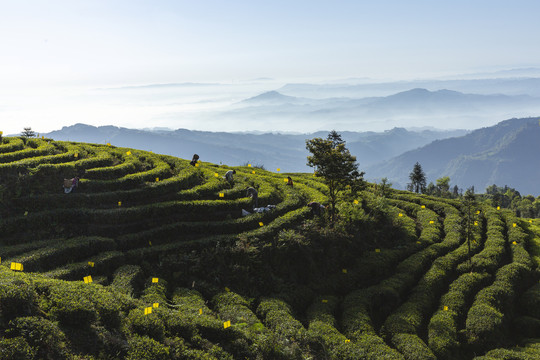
[0,136,538,359]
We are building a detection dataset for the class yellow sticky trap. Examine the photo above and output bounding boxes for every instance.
[83,275,92,284]
[10,262,23,271]
[199,308,203,315]
[345,339,350,343]
[223,320,231,329]
[0,131,2,135]
[225,287,230,292]
[443,306,448,311]
[276,168,280,172]
[342,268,347,274]
[474,221,478,226]
[88,261,94,267]
[24,211,28,216]
[74,153,78,158]
[252,171,255,174]
[259,222,264,227]
[375,249,380,253]
[353,200,359,205]
[513,223,517,227]
[153,303,159,308]
[214,173,219,177]
[118,201,122,207]
[144,307,152,315]
[155,177,159,182]
[322,299,328,303]
[152,277,159,283]
[497,206,500,210]
[219,192,224,198]
[421,205,426,209]
[126,151,131,156]
[429,220,434,224]
[398,213,403,217]
[512,241,517,245]
[248,164,252,167]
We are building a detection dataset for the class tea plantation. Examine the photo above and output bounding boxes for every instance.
[0,136,538,359]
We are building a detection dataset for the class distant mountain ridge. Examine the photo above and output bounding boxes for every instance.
[44,124,466,173]
[365,117,540,195]
[217,88,540,131]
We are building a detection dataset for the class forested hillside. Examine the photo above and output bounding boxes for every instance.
[0,136,538,359]
[366,117,540,195]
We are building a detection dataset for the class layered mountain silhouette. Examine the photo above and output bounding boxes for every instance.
[218,88,540,131]
[365,117,540,195]
[44,124,465,173]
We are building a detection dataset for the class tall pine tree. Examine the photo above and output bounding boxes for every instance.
[408,162,426,193]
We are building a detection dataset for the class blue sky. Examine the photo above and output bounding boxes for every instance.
[2,0,539,86]
[1,1,540,134]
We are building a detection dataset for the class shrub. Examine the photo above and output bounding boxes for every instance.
[126,308,166,341]
[7,316,68,359]
[46,283,98,326]
[390,333,436,360]
[465,262,532,351]
[126,335,169,360]
[0,337,35,360]
[257,298,307,341]
[519,283,540,318]
[0,278,37,321]
[111,265,145,297]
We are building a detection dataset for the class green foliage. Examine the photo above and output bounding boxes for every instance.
[6,316,68,359]
[126,335,169,360]
[0,337,35,360]
[408,162,426,193]
[0,278,37,322]
[306,131,363,221]
[0,137,538,358]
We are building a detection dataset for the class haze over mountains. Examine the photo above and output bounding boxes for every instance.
[4,70,540,136]
[366,117,540,195]
[44,124,466,173]
[44,116,540,196]
[18,70,540,196]
[223,87,540,131]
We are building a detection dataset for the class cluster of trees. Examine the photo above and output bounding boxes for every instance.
[407,162,540,218]
[484,184,540,218]
[407,162,462,198]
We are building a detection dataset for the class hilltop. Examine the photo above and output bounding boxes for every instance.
[44,123,467,172]
[0,136,538,359]
[366,117,540,195]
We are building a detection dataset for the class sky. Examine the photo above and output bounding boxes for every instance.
[1,0,540,134]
